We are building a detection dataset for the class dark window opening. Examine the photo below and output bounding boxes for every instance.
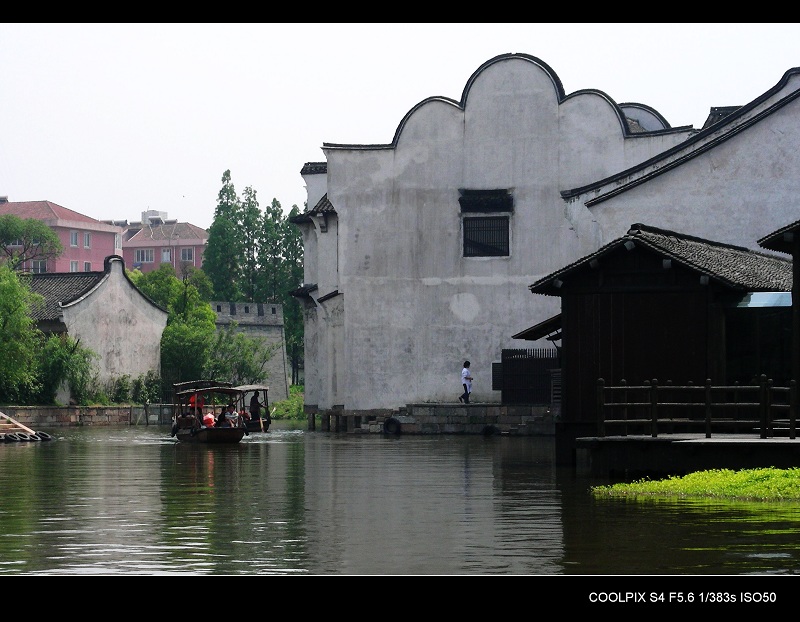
[464,216,509,257]
[459,189,513,213]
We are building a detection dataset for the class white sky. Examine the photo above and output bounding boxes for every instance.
[1,23,799,230]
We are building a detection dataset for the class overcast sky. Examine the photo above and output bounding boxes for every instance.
[2,23,799,230]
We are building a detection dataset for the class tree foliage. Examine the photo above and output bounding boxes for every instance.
[33,334,100,405]
[129,262,218,393]
[0,214,63,270]
[0,265,44,402]
[202,323,280,385]
[203,172,306,384]
[204,170,246,301]
[281,205,305,383]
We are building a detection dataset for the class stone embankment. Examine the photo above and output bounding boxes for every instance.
[1,404,173,428]
[311,403,556,436]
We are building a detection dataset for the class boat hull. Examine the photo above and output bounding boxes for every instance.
[175,427,246,444]
[245,418,271,433]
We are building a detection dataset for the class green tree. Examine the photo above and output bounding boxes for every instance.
[202,323,280,385]
[160,320,215,390]
[240,186,261,302]
[130,262,218,393]
[33,333,100,405]
[0,214,63,270]
[0,265,44,402]
[202,171,305,385]
[256,197,286,301]
[280,205,305,384]
[128,263,182,310]
[205,170,246,301]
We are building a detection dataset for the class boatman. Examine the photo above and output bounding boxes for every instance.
[249,391,265,420]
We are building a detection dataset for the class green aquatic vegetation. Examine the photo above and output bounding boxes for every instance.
[591,467,800,501]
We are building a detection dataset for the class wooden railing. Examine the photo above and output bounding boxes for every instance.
[597,375,797,439]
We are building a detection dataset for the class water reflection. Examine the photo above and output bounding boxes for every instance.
[0,424,799,575]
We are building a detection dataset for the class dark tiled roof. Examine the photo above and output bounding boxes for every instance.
[26,271,104,321]
[512,314,561,341]
[701,106,742,130]
[0,200,102,224]
[310,194,335,215]
[300,162,327,175]
[530,223,792,296]
[289,194,336,225]
[290,283,317,298]
[26,255,166,322]
[757,219,800,255]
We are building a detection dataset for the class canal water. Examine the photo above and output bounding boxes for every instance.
[1,422,800,581]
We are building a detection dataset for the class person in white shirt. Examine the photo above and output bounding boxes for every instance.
[459,361,473,404]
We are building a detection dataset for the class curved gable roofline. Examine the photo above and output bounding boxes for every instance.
[564,88,687,137]
[323,54,565,151]
[60,255,167,313]
[325,52,673,151]
[563,66,800,204]
[322,53,685,153]
[462,52,565,104]
[618,101,672,130]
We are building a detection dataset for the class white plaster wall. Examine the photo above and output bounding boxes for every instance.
[318,217,339,294]
[303,170,328,212]
[302,304,320,408]
[61,257,167,388]
[586,90,800,250]
[305,54,697,413]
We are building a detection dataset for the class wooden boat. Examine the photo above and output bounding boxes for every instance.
[233,384,272,433]
[170,380,250,444]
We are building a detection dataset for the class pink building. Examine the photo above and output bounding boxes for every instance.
[0,198,122,273]
[120,210,207,274]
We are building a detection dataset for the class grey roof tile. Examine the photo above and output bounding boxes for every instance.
[26,272,104,321]
[530,223,792,295]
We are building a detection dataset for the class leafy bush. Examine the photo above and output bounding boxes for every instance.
[132,370,163,404]
[111,375,132,403]
[271,384,304,420]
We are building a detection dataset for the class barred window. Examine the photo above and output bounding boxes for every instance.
[464,216,509,257]
[459,189,512,257]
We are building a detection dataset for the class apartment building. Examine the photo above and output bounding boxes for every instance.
[0,197,122,273]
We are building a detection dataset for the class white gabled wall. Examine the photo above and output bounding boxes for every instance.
[301,54,698,414]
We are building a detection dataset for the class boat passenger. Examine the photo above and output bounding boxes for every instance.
[224,404,238,426]
[202,411,216,428]
[189,393,205,411]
